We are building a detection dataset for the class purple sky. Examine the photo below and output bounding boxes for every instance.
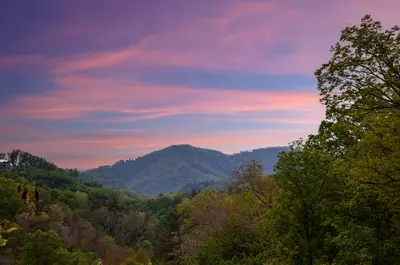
[1,0,398,169]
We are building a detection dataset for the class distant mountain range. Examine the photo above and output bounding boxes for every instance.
[80,144,288,196]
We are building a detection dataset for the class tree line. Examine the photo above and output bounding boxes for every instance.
[0,15,399,264]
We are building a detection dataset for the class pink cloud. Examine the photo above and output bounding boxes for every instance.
[0,126,308,169]
[4,0,398,169]
[1,0,398,76]
[5,75,322,121]
[50,0,400,76]
[52,1,291,74]
[198,115,324,126]
[1,79,322,169]
[0,54,51,72]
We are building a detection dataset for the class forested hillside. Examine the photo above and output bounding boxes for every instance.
[0,150,193,264]
[82,145,287,196]
[1,15,400,265]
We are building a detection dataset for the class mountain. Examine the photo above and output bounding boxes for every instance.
[178,180,230,194]
[231,146,291,173]
[81,144,288,196]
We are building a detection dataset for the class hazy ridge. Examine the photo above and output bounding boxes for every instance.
[81,144,288,196]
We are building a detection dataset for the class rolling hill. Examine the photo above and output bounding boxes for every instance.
[81,144,288,196]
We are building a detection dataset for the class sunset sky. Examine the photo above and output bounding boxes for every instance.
[1,0,399,169]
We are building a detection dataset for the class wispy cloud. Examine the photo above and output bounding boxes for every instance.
[1,0,399,76]
[5,75,322,121]
[50,0,400,76]
[0,126,309,169]
[2,0,399,168]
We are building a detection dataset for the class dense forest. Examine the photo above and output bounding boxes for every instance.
[1,15,400,264]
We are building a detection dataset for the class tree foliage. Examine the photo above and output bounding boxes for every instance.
[1,14,400,265]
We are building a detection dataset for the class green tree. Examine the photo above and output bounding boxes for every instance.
[232,160,275,208]
[315,14,400,210]
[269,140,339,265]
[69,249,101,265]
[0,221,19,247]
[196,215,263,265]
[0,177,25,219]
[316,14,400,124]
[17,230,63,265]
[121,257,141,265]
[326,182,400,264]
[135,247,150,264]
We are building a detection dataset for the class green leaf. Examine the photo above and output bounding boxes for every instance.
[0,236,7,247]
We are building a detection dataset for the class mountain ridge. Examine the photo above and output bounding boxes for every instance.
[81,144,289,196]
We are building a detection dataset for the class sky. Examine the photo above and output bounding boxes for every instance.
[0,0,399,169]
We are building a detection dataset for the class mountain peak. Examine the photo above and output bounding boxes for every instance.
[169,144,194,148]
[82,145,287,196]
